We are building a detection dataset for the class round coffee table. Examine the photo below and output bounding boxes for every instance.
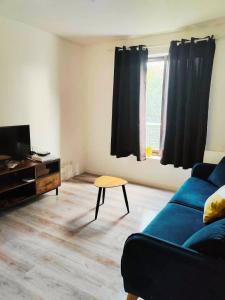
[94,176,129,220]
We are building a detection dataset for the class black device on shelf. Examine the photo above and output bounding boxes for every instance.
[0,125,31,160]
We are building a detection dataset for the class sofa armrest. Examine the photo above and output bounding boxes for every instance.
[191,163,216,180]
[121,233,225,300]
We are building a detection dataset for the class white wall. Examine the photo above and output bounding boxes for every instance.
[1,16,224,191]
[0,17,84,179]
[82,23,225,191]
[59,40,84,179]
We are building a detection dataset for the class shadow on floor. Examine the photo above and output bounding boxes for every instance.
[66,211,129,236]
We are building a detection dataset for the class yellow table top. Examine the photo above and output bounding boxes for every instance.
[94,176,128,188]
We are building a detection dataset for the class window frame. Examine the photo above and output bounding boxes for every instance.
[146,54,168,156]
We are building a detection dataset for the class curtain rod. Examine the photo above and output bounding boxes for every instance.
[119,38,211,51]
[144,36,215,50]
[118,38,213,51]
[143,37,211,49]
[108,34,225,52]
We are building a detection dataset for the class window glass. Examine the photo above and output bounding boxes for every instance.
[146,56,167,153]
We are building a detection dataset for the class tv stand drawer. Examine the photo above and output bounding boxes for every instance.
[36,173,60,195]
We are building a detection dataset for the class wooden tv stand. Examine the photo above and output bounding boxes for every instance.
[0,159,61,209]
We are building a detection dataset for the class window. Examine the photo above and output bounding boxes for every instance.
[146,54,168,155]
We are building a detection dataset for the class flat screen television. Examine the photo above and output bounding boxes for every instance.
[0,125,31,160]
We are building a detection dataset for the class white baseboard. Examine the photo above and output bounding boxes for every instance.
[61,161,84,180]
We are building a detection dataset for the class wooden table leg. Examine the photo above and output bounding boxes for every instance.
[95,188,102,220]
[122,185,130,213]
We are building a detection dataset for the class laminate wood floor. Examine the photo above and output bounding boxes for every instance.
[0,173,173,300]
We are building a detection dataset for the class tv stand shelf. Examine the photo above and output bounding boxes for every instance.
[0,181,33,194]
[0,159,61,209]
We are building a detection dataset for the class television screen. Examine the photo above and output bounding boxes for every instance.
[0,125,31,160]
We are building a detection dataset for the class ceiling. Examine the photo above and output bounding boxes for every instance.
[0,0,225,44]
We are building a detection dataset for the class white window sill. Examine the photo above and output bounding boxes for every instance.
[147,155,161,160]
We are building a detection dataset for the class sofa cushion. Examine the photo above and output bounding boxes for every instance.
[183,218,225,259]
[208,157,225,187]
[143,203,204,245]
[170,177,217,211]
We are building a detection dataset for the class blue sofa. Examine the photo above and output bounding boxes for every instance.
[121,162,225,300]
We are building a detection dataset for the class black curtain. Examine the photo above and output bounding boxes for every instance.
[111,45,148,161]
[161,36,215,169]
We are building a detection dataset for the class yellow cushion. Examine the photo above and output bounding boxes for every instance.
[203,185,225,223]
